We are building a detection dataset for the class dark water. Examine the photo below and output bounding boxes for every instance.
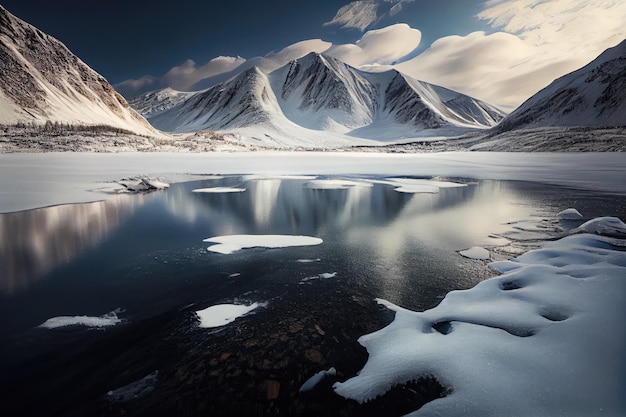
[1,176,625,416]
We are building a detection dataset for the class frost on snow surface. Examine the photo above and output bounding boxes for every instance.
[557,208,583,220]
[203,235,323,254]
[38,309,122,329]
[192,187,246,193]
[458,246,490,260]
[195,303,261,328]
[333,217,626,417]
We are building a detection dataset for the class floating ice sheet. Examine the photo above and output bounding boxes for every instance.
[192,187,246,193]
[195,302,261,328]
[305,179,373,189]
[334,216,626,417]
[204,234,323,254]
[458,246,490,260]
[38,309,122,329]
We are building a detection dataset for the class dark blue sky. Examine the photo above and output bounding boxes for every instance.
[2,0,488,84]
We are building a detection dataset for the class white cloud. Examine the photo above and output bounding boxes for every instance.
[160,56,246,91]
[115,56,245,97]
[323,1,379,31]
[395,0,626,109]
[265,39,332,64]
[327,23,421,66]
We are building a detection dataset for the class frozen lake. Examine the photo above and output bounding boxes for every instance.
[1,170,625,416]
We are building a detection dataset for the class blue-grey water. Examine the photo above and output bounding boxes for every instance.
[1,176,625,416]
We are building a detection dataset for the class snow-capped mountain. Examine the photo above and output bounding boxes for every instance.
[0,6,158,136]
[145,52,505,136]
[495,39,626,132]
[128,88,195,119]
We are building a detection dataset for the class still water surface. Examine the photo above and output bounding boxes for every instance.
[1,176,624,415]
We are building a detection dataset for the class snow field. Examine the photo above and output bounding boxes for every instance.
[333,217,626,416]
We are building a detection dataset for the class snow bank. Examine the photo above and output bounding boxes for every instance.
[571,216,626,238]
[192,187,246,193]
[458,246,490,260]
[195,302,261,328]
[38,309,122,329]
[333,217,626,416]
[557,208,583,220]
[203,234,323,254]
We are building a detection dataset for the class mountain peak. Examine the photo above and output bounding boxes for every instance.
[0,5,158,136]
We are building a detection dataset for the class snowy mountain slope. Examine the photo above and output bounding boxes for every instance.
[128,88,195,119]
[0,6,159,136]
[149,67,290,133]
[142,52,506,146]
[495,39,626,132]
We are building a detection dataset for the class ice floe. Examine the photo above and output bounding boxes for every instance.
[192,187,246,193]
[296,258,322,263]
[38,309,122,329]
[300,272,337,284]
[369,177,467,194]
[300,367,337,392]
[557,208,583,220]
[458,246,490,260]
[333,216,626,416]
[204,234,323,254]
[305,179,373,189]
[195,302,261,328]
[118,177,169,192]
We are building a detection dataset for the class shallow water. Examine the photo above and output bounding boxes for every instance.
[1,176,625,416]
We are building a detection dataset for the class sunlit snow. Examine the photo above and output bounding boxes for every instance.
[557,208,583,220]
[203,235,323,254]
[38,310,121,329]
[334,216,626,416]
[195,302,261,328]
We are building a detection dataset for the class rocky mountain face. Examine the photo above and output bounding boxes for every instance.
[495,39,626,132]
[143,52,505,135]
[0,6,158,136]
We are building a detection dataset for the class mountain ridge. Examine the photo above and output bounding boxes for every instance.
[0,5,159,137]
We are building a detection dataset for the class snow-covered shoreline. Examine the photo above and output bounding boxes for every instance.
[0,151,624,213]
[333,217,626,416]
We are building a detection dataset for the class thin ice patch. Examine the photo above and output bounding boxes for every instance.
[204,234,323,254]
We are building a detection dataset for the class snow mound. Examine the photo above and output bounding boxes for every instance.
[203,234,323,254]
[571,216,626,238]
[557,208,583,220]
[333,217,626,416]
[458,246,490,260]
[195,302,261,328]
[192,187,246,193]
[38,309,122,329]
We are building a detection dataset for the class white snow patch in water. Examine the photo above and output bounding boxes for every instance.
[300,272,337,284]
[557,208,583,220]
[192,187,246,193]
[333,216,626,417]
[458,246,490,260]
[305,179,373,189]
[394,184,440,194]
[296,258,322,263]
[195,302,262,328]
[39,309,122,329]
[203,234,323,254]
[300,367,337,392]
